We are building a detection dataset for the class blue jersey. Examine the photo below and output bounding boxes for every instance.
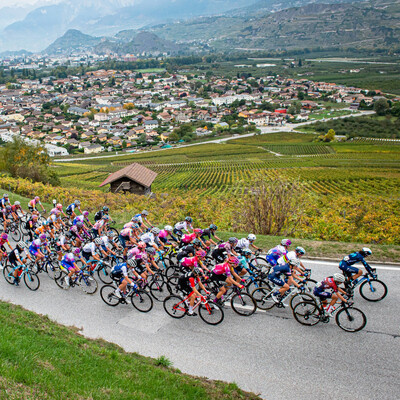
[66,202,79,212]
[269,263,292,279]
[112,262,128,275]
[340,252,372,273]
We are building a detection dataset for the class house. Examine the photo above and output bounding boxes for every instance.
[69,106,90,116]
[144,120,159,130]
[99,163,157,195]
[84,144,103,154]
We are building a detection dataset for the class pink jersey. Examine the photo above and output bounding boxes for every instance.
[182,232,196,244]
[93,219,104,230]
[120,227,132,237]
[181,257,198,268]
[159,229,169,239]
[212,262,231,277]
[124,222,135,229]
[128,247,147,261]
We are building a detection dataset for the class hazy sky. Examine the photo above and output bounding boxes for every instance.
[0,0,52,6]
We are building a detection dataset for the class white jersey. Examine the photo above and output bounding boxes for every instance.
[100,235,109,247]
[174,221,192,232]
[277,251,297,265]
[140,232,155,245]
[83,242,96,255]
[236,238,250,250]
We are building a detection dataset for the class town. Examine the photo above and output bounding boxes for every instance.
[0,64,389,156]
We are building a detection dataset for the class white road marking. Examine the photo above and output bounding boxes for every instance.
[303,259,400,271]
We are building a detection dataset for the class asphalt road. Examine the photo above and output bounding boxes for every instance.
[0,258,398,400]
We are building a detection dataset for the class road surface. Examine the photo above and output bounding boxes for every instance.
[0,258,398,400]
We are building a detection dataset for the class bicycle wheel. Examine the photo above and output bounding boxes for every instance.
[303,278,317,293]
[100,284,120,306]
[3,266,16,285]
[253,257,270,273]
[79,274,98,295]
[251,287,276,310]
[246,278,271,295]
[165,265,178,279]
[10,226,21,242]
[359,279,387,302]
[292,301,321,326]
[166,275,180,295]
[230,292,257,316]
[290,293,316,310]
[335,307,367,332]
[97,264,113,284]
[199,302,224,325]
[131,290,153,313]
[163,295,187,318]
[24,271,40,291]
[45,261,60,280]
[149,280,169,302]
[54,270,70,290]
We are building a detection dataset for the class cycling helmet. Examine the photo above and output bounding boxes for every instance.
[40,234,47,241]
[3,193,8,198]
[247,234,256,241]
[5,205,11,211]
[281,239,292,247]
[43,220,49,226]
[146,247,156,256]
[194,228,203,235]
[102,215,110,220]
[103,206,109,212]
[295,246,306,255]
[196,250,206,258]
[94,238,102,245]
[185,216,192,223]
[74,248,81,255]
[83,211,89,217]
[289,258,300,267]
[65,231,72,238]
[360,247,372,256]
[150,227,160,235]
[228,256,240,265]
[193,267,201,276]
[192,238,201,246]
[75,200,80,205]
[76,221,84,228]
[1,233,8,240]
[34,196,40,201]
[164,225,173,232]
[141,210,149,216]
[242,249,252,257]
[14,201,20,206]
[131,216,140,222]
[209,224,217,230]
[138,241,146,249]
[333,273,345,283]
[128,259,136,267]
[16,241,25,249]
[228,237,238,244]
[56,203,63,210]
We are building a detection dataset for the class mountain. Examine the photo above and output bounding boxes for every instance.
[149,0,400,50]
[44,29,103,55]
[0,0,258,52]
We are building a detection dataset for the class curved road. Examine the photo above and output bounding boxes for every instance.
[0,258,398,400]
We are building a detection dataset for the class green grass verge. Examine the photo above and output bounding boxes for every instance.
[0,301,260,400]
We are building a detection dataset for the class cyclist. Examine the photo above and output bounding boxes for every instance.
[92,214,109,238]
[1,205,15,232]
[73,211,91,227]
[211,237,239,263]
[25,213,39,241]
[236,249,254,278]
[134,210,151,230]
[173,216,193,238]
[268,258,305,305]
[200,224,222,246]
[339,248,374,284]
[111,259,137,298]
[181,228,203,246]
[94,206,109,222]
[278,246,306,273]
[158,225,177,246]
[69,220,86,247]
[177,267,210,316]
[55,232,72,261]
[28,196,45,213]
[119,226,138,259]
[99,235,120,258]
[8,242,32,285]
[0,233,13,265]
[65,199,81,219]
[140,227,162,252]
[11,201,24,217]
[0,193,10,208]
[29,234,49,265]
[60,251,81,286]
[181,249,207,272]
[265,239,291,267]
[81,238,103,270]
[314,273,348,316]
[211,256,244,305]
[236,234,261,255]
[176,240,202,262]
[34,220,55,240]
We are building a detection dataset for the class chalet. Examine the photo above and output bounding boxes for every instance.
[99,163,157,195]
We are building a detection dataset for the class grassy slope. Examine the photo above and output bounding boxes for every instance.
[0,301,259,400]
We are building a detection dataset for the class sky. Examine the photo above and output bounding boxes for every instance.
[0,0,51,6]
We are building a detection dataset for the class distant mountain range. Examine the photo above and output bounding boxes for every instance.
[2,0,400,54]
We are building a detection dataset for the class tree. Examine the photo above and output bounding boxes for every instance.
[324,129,336,142]
[374,98,389,116]
[0,137,60,185]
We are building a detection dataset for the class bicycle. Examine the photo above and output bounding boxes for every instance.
[54,266,98,294]
[3,263,40,291]
[0,218,21,242]
[163,293,224,325]
[100,281,153,312]
[292,299,367,333]
[344,268,387,302]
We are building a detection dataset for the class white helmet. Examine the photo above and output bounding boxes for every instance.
[247,234,256,241]
[164,225,173,232]
[361,247,372,256]
[333,273,345,283]
[289,257,300,267]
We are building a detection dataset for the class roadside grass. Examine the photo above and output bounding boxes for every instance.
[0,301,260,400]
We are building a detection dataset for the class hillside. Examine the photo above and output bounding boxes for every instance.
[149,0,400,50]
